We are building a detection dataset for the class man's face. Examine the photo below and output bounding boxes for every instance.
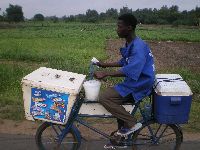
[117,20,131,38]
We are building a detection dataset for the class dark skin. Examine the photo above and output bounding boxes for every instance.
[94,20,136,79]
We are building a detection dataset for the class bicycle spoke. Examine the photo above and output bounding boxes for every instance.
[155,125,168,143]
[136,137,151,141]
[161,132,177,138]
[138,133,151,138]
[52,124,60,136]
[154,124,162,137]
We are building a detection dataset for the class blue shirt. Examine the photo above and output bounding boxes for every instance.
[114,37,155,102]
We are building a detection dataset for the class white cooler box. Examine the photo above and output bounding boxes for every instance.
[22,67,86,125]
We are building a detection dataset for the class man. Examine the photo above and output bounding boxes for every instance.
[94,14,155,137]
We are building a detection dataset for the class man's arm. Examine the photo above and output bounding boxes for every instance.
[96,61,122,68]
[94,70,125,79]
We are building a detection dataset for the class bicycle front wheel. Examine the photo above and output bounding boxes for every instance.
[132,120,183,150]
[35,122,81,150]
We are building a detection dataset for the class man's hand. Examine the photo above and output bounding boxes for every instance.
[94,70,125,79]
[94,71,108,79]
[95,61,122,68]
[95,61,106,68]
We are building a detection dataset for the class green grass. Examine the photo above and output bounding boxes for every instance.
[0,63,30,120]
[0,22,200,132]
[184,101,200,132]
[138,25,200,42]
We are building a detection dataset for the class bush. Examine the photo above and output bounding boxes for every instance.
[33,14,44,21]
[0,15,4,22]
[157,19,169,25]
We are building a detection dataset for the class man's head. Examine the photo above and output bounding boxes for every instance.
[117,13,137,38]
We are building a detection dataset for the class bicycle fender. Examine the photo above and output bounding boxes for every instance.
[71,125,82,144]
[174,124,183,142]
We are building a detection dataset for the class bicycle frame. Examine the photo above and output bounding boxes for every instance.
[50,94,156,146]
[47,93,183,148]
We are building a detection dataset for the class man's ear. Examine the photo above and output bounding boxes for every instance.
[127,26,132,31]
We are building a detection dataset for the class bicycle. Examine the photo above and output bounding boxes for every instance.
[35,90,183,150]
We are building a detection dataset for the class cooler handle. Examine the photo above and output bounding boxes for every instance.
[170,97,181,105]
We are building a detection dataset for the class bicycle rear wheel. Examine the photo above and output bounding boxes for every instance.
[132,120,183,150]
[35,122,81,150]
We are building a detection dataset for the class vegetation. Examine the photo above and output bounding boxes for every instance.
[65,6,200,26]
[1,4,200,26]
[5,4,24,22]
[33,14,45,21]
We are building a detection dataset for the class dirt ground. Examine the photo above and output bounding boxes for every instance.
[106,39,200,73]
[0,40,200,140]
[1,118,200,142]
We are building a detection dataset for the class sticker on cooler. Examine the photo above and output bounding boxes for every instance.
[30,88,69,123]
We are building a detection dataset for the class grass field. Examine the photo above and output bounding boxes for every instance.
[0,22,199,131]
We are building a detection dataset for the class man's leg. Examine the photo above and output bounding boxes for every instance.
[117,119,125,129]
[99,87,136,129]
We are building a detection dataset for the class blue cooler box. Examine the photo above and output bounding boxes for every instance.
[154,74,192,124]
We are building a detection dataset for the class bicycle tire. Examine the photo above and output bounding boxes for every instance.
[35,122,81,150]
[132,120,183,150]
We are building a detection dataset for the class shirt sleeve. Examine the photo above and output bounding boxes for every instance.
[118,57,126,66]
[120,44,147,81]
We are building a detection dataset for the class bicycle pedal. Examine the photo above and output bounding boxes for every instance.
[104,144,116,150]
[120,134,128,138]
[113,145,128,149]
[105,146,127,150]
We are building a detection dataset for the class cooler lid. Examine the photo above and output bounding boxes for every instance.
[22,67,86,95]
[154,74,192,96]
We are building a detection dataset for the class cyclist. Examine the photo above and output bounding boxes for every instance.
[94,13,155,141]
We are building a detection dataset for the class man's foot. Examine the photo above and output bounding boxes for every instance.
[104,142,127,149]
[117,123,142,136]
[104,143,115,149]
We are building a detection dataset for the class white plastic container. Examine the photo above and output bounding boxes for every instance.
[21,67,86,125]
[83,80,101,101]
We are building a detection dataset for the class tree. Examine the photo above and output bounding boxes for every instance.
[0,15,4,22]
[119,6,132,15]
[0,8,4,22]
[98,12,106,22]
[168,5,180,23]
[67,15,76,22]
[194,6,200,26]
[47,16,59,23]
[86,9,99,23]
[105,8,118,19]
[6,4,24,22]
[75,14,86,22]
[33,14,44,21]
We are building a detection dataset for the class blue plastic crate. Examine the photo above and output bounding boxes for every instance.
[154,94,192,124]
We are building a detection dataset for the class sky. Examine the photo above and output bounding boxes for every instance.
[0,0,199,19]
